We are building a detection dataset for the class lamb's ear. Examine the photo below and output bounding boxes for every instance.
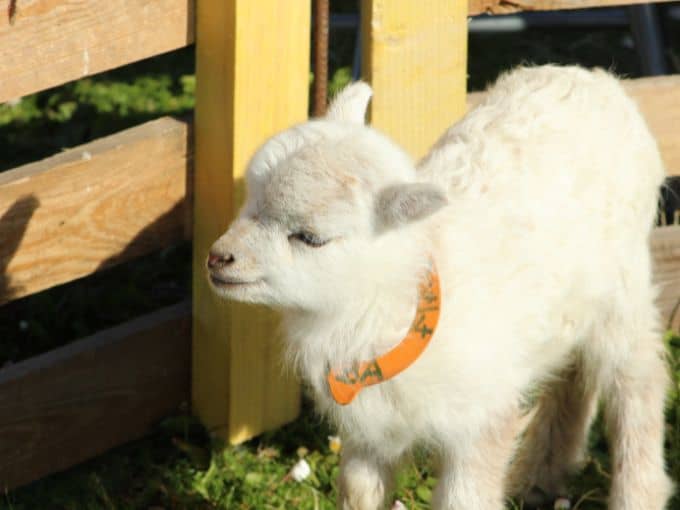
[375,183,448,231]
[326,82,372,124]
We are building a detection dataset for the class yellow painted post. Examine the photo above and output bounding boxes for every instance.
[361,0,468,159]
[192,1,309,443]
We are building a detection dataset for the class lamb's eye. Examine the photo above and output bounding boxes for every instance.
[289,231,328,248]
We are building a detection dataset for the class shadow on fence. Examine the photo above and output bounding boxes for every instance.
[0,195,40,304]
[96,114,193,273]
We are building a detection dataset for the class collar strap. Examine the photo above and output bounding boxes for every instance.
[326,262,441,405]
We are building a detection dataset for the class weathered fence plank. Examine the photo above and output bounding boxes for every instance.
[0,116,192,305]
[0,301,191,491]
[624,76,680,177]
[652,226,680,331]
[0,0,194,104]
[469,0,677,15]
[361,0,468,159]
[192,0,308,445]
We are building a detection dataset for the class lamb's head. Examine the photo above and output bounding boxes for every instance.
[207,83,447,310]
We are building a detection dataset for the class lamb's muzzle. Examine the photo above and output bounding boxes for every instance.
[206,251,234,270]
[206,251,242,287]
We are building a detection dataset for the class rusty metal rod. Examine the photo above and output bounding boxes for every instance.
[313,0,330,116]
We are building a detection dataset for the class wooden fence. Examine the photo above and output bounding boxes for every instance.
[1,0,679,491]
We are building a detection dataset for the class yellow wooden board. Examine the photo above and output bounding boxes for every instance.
[361,0,469,159]
[192,0,309,444]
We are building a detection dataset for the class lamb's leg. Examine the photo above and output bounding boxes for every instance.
[602,333,672,510]
[433,406,521,510]
[508,355,598,507]
[337,444,395,510]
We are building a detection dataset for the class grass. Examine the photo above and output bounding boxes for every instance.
[2,11,680,510]
[3,331,679,509]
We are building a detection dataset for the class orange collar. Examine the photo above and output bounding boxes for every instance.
[326,262,441,405]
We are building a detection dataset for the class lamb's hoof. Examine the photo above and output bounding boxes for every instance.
[554,497,572,510]
[521,487,570,509]
[521,486,551,508]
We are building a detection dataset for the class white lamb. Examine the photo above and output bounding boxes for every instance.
[206,65,672,510]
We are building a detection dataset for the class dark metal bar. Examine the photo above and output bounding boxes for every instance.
[330,9,631,34]
[352,13,362,81]
[628,4,669,76]
[313,0,330,116]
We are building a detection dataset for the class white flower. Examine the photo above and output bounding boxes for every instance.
[328,435,342,453]
[289,458,311,482]
[391,500,407,510]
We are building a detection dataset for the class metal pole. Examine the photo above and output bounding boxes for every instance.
[629,4,668,76]
[313,0,330,116]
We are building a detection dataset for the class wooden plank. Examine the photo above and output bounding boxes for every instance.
[192,0,307,444]
[624,76,680,177]
[0,116,192,305]
[0,301,191,490]
[467,75,680,175]
[361,0,468,159]
[0,0,194,104]
[468,0,677,16]
[652,227,680,332]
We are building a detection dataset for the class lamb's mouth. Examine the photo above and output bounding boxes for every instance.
[209,274,260,287]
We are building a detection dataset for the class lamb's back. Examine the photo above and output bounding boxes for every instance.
[419,65,664,238]
[417,66,665,365]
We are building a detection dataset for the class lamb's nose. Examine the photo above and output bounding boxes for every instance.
[207,251,235,270]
